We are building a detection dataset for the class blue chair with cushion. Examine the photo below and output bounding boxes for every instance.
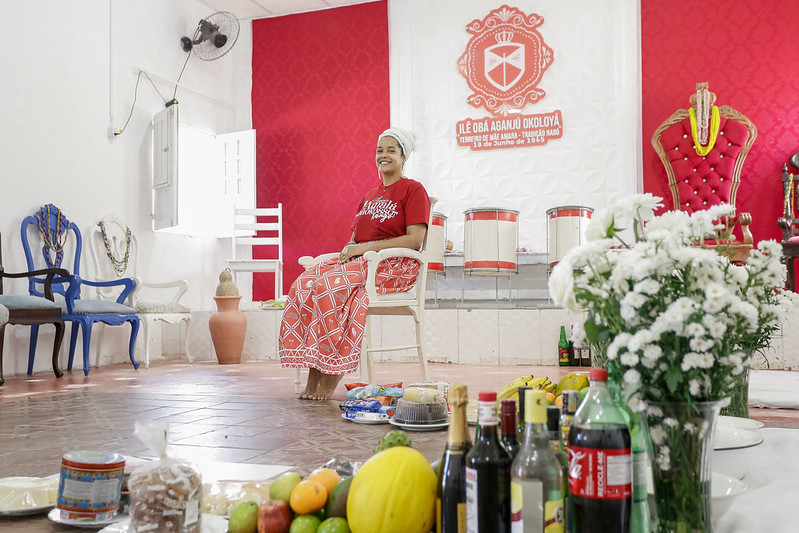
[20,204,140,376]
[0,233,68,385]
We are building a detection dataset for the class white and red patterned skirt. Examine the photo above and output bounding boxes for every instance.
[279,256,420,375]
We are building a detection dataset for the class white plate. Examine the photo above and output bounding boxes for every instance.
[718,415,764,430]
[341,412,390,425]
[99,513,228,532]
[714,425,764,450]
[47,508,123,529]
[389,417,449,431]
[0,503,54,516]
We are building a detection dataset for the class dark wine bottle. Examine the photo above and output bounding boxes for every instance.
[437,383,472,533]
[500,399,520,459]
[558,326,570,366]
[465,391,512,533]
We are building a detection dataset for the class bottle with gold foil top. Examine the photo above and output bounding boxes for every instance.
[510,389,564,532]
[437,384,472,533]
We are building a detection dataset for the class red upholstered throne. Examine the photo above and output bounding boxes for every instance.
[651,83,757,263]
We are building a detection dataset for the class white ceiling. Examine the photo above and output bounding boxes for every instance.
[198,0,378,20]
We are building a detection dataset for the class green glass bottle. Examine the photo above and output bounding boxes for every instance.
[558,326,570,366]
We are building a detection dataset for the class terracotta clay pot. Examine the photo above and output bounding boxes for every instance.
[209,296,246,364]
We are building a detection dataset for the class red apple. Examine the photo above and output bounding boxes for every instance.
[257,499,292,533]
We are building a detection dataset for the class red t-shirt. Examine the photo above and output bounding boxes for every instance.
[351,178,430,245]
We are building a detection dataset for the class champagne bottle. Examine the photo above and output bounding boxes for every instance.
[437,383,472,533]
[558,326,570,366]
[465,391,512,533]
[500,399,520,459]
[510,389,565,532]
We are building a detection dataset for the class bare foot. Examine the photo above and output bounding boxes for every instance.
[298,368,321,399]
[310,372,343,400]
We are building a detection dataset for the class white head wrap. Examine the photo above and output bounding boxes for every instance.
[378,127,416,158]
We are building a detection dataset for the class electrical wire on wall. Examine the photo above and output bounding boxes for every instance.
[112,70,169,137]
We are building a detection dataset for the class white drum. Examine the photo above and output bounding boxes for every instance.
[546,205,594,267]
[463,208,519,275]
[427,212,447,274]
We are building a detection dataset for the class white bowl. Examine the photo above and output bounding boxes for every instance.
[717,415,764,431]
[712,425,763,479]
[647,471,747,523]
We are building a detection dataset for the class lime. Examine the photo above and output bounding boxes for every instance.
[318,517,351,533]
[290,514,322,533]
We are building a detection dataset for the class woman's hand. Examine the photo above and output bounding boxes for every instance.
[339,242,367,263]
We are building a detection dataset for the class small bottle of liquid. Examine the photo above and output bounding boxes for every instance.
[465,391,512,533]
[500,399,520,459]
[437,383,472,533]
[517,386,532,440]
[558,326,570,366]
[560,390,578,452]
[510,389,564,532]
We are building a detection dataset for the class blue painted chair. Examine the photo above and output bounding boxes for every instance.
[20,204,140,375]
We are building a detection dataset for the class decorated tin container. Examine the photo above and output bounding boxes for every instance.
[57,451,125,521]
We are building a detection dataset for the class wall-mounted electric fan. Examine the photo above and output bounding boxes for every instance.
[180,11,240,61]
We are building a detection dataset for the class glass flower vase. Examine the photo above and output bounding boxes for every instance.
[720,367,750,418]
[643,400,723,533]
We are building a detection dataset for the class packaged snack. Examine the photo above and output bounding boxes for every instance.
[128,421,202,532]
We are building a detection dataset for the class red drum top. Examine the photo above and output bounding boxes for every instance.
[463,207,519,222]
[546,205,594,219]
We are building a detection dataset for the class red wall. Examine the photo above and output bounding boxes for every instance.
[642,1,799,244]
[251,1,390,300]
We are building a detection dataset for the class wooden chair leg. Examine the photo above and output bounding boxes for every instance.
[294,368,301,394]
[51,320,64,378]
[414,314,430,382]
[80,321,92,376]
[128,318,140,370]
[141,316,151,368]
[67,323,79,371]
[27,324,40,375]
[360,317,375,384]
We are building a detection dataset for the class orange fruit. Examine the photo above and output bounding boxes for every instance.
[545,392,556,404]
[554,395,564,408]
[308,467,342,494]
[290,479,328,515]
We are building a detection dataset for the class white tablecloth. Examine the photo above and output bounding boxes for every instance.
[715,427,799,532]
[749,370,799,409]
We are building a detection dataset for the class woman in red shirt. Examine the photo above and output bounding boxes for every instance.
[279,128,431,400]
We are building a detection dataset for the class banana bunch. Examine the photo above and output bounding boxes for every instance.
[497,375,556,402]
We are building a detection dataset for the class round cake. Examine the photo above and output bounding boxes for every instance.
[393,398,448,424]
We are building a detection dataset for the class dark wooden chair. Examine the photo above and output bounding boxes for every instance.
[0,234,67,385]
[778,152,799,291]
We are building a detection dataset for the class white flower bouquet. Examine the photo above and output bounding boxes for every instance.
[549,193,798,407]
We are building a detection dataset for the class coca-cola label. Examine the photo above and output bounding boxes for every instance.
[568,445,632,500]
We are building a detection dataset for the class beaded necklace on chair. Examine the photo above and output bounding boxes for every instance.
[34,205,67,267]
[689,86,720,157]
[98,220,131,276]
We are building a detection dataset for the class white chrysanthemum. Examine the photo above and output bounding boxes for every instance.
[663,417,678,428]
[548,260,578,310]
[689,379,702,396]
[627,397,647,412]
[656,449,671,471]
[623,369,641,385]
[685,422,696,434]
[585,209,616,241]
[649,425,666,445]
[689,337,714,352]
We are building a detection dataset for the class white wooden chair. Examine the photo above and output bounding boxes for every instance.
[227,205,284,301]
[89,215,192,368]
[292,199,436,393]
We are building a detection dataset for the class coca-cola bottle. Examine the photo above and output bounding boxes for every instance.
[567,368,632,533]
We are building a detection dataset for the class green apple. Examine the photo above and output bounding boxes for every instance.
[228,500,259,533]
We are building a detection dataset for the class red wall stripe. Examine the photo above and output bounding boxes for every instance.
[251,1,390,300]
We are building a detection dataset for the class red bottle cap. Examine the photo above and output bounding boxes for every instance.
[479,391,497,401]
[589,368,608,381]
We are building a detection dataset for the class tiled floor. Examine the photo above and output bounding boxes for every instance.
[1,360,797,531]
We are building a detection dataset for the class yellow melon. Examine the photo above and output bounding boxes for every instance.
[347,446,436,533]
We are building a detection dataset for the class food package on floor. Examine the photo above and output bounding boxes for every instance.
[406,381,450,400]
[339,399,383,413]
[128,421,203,532]
[346,385,404,400]
[202,480,271,516]
[0,476,59,511]
[402,386,444,404]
